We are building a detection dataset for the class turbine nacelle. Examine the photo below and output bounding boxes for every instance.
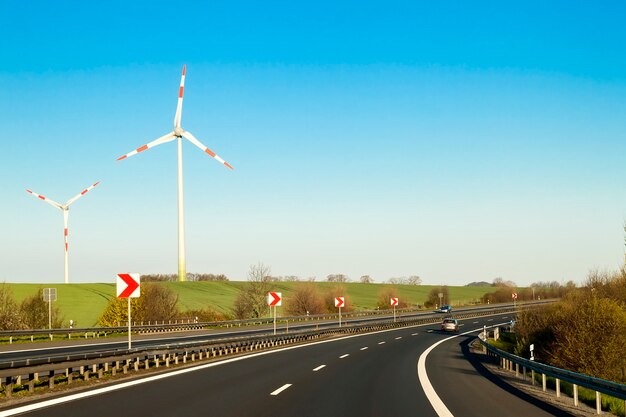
[174,126,184,137]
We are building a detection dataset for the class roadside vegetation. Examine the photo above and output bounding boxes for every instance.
[0,283,63,330]
[514,268,626,384]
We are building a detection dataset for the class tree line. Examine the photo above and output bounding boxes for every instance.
[514,268,626,384]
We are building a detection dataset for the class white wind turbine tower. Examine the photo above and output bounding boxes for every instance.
[116,65,233,282]
[26,182,100,284]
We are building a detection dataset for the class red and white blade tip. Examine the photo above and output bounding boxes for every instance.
[182,64,186,75]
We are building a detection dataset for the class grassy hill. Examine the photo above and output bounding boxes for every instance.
[4,281,497,327]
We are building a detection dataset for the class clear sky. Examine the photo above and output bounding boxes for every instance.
[2,1,626,285]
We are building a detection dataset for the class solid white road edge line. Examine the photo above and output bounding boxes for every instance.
[313,365,326,372]
[416,322,509,417]
[0,313,514,417]
[270,384,292,396]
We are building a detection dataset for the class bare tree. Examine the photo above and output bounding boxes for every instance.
[360,275,374,284]
[327,274,349,283]
[233,263,273,319]
[407,275,422,285]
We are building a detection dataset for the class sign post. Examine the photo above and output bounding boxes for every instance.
[117,273,140,349]
[43,288,57,330]
[335,297,345,327]
[512,292,518,308]
[267,292,282,335]
[438,292,443,308]
[390,297,399,322]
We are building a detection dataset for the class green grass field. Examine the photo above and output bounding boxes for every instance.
[3,281,499,327]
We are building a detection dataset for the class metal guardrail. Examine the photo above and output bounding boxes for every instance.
[477,331,626,414]
[0,300,555,342]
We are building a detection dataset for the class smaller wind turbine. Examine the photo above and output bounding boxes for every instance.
[26,182,100,283]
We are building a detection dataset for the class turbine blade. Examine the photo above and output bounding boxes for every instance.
[25,189,63,209]
[65,181,101,206]
[182,130,234,170]
[116,132,176,161]
[174,64,186,128]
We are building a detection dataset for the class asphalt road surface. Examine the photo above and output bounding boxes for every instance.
[0,313,575,417]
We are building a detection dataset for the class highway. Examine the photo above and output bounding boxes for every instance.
[0,312,575,417]
[0,306,519,363]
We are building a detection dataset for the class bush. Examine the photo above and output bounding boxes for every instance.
[285,283,324,316]
[19,288,63,329]
[376,287,408,310]
[97,283,179,326]
[0,283,22,330]
[424,286,449,308]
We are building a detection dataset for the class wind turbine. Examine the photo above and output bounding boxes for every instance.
[26,181,100,284]
[116,65,233,282]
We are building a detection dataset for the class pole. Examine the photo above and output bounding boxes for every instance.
[177,136,186,282]
[127,297,132,349]
[63,209,69,284]
[393,305,396,322]
[48,300,52,330]
[273,305,277,335]
[339,306,342,327]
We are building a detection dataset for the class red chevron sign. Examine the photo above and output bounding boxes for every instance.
[335,297,345,308]
[268,291,282,306]
[117,273,140,298]
[390,297,398,306]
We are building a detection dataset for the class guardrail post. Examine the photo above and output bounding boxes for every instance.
[531,370,535,386]
[595,391,601,415]
[515,363,519,378]
[573,384,578,406]
[9,336,12,344]
[556,378,560,398]
[3,377,13,398]
[542,374,546,392]
[522,366,526,380]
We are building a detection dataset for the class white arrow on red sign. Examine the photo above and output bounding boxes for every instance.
[117,273,140,298]
[335,297,345,308]
[268,291,282,307]
[390,297,398,306]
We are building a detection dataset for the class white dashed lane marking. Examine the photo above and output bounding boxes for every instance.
[378,341,386,345]
[411,333,419,336]
[340,354,350,359]
[313,365,326,372]
[395,337,402,340]
[270,384,292,396]
[360,347,368,351]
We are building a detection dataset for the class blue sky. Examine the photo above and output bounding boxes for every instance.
[1,1,626,285]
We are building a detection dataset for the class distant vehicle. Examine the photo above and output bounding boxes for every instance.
[435,305,452,313]
[441,318,459,332]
